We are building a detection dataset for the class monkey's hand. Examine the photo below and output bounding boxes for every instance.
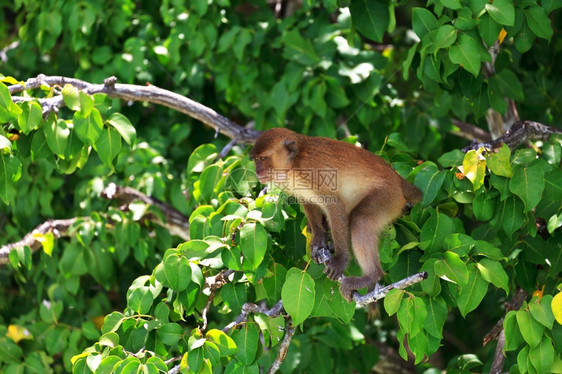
[324,255,348,281]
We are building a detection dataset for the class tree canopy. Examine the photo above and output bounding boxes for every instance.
[0,1,561,373]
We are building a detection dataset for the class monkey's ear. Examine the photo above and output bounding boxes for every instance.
[282,139,298,158]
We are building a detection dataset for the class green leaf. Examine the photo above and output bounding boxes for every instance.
[486,144,513,177]
[206,329,237,357]
[503,311,524,351]
[101,311,125,334]
[157,323,183,346]
[423,296,447,338]
[434,251,469,286]
[515,23,535,53]
[434,25,457,50]
[449,34,482,77]
[263,263,287,306]
[478,13,501,46]
[495,69,524,101]
[525,6,554,40]
[107,112,136,145]
[476,258,509,294]
[78,91,94,116]
[455,7,480,31]
[491,196,525,236]
[529,336,555,374]
[163,253,191,292]
[350,0,390,43]
[74,108,103,146]
[444,233,476,257]
[94,127,122,168]
[0,82,21,123]
[516,309,544,348]
[127,286,154,314]
[529,295,555,329]
[420,209,455,255]
[44,117,70,157]
[485,0,515,26]
[282,268,315,326]
[230,323,260,365]
[221,283,247,314]
[457,264,488,317]
[0,154,21,204]
[509,164,545,212]
[17,100,42,134]
[384,289,405,316]
[414,163,446,206]
[438,149,464,167]
[62,84,80,111]
[240,222,268,270]
[412,8,438,38]
[281,30,320,66]
[472,191,496,221]
[488,77,507,115]
[439,0,461,10]
[187,144,218,174]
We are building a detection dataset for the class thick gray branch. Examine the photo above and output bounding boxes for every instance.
[462,120,562,152]
[9,75,261,144]
[313,247,427,305]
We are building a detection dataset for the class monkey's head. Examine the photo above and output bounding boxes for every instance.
[250,128,300,184]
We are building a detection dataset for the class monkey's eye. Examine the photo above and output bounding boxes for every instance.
[259,156,268,161]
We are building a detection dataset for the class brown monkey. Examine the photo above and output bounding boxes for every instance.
[250,128,422,301]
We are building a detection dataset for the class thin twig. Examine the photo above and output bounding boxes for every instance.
[200,269,234,332]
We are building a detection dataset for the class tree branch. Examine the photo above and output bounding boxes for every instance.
[0,183,190,265]
[462,120,562,152]
[313,247,427,305]
[267,319,295,374]
[0,218,82,264]
[484,288,528,374]
[100,182,190,240]
[9,75,261,144]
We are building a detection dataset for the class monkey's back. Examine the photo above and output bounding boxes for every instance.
[294,136,408,212]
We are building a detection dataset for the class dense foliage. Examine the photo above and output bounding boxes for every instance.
[0,0,561,373]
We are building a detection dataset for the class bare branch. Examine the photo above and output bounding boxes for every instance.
[451,119,492,143]
[101,183,190,240]
[313,247,427,305]
[0,218,83,264]
[201,270,234,332]
[267,319,295,374]
[9,75,261,144]
[222,300,285,332]
[485,288,528,374]
[1,184,191,265]
[462,120,562,152]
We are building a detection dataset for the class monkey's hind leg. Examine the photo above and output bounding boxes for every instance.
[340,190,402,302]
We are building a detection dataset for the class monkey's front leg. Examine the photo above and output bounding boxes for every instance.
[302,204,330,264]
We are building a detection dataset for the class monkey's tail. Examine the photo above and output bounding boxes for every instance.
[401,179,423,204]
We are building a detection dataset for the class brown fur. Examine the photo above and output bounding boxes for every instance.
[250,128,421,301]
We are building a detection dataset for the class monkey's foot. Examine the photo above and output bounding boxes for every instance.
[311,244,330,264]
[340,276,378,303]
[324,255,347,281]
